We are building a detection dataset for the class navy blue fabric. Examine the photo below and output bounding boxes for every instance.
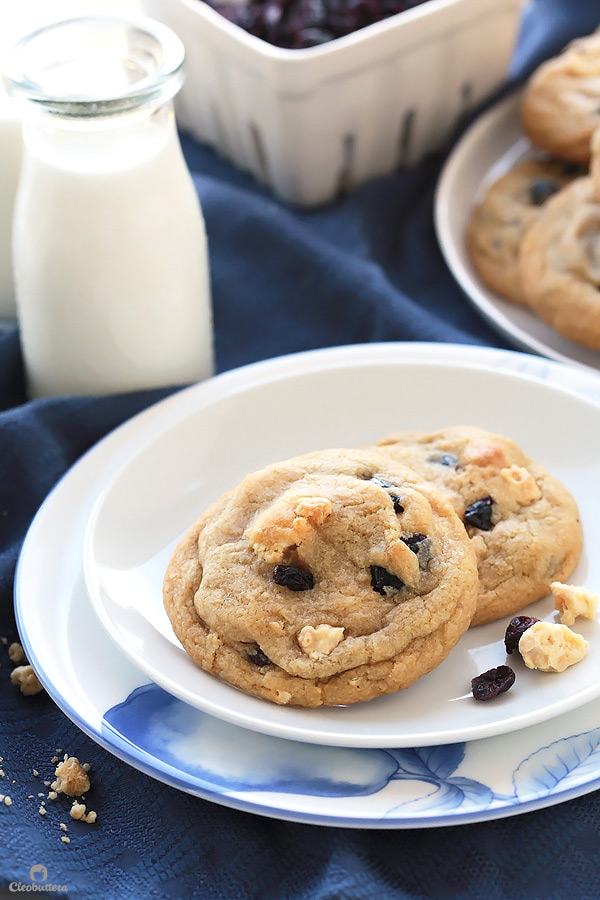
[1,1,600,897]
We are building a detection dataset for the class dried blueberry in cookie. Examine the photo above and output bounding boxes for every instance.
[273,564,314,591]
[463,496,494,531]
[369,475,405,513]
[400,532,432,568]
[370,565,405,596]
[375,426,582,626]
[466,159,581,305]
[163,448,478,707]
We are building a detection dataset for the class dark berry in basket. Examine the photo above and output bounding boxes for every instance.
[471,665,515,701]
[206,0,432,49]
[464,495,494,531]
[504,615,539,655]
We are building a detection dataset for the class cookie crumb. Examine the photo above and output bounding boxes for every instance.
[4,796,12,806]
[60,823,67,832]
[10,665,44,696]
[48,790,57,800]
[8,643,26,664]
[519,621,588,672]
[32,769,39,777]
[551,581,598,626]
[60,836,70,844]
[38,806,46,816]
[52,757,90,797]
[70,802,97,824]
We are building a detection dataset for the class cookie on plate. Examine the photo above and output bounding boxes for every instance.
[517,175,600,349]
[590,125,600,200]
[520,29,600,163]
[466,158,582,304]
[375,426,583,627]
[163,448,478,707]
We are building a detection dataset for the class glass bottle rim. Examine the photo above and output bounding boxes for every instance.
[2,15,186,119]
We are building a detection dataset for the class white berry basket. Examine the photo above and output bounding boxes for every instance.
[143,0,527,206]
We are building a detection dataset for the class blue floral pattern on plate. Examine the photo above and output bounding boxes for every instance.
[102,684,600,822]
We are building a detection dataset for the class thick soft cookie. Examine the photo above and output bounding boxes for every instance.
[376,427,582,626]
[466,158,582,304]
[163,448,478,707]
[517,175,600,349]
[520,29,600,163]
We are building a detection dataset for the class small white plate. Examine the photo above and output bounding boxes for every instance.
[14,344,600,827]
[83,343,600,748]
[435,91,600,376]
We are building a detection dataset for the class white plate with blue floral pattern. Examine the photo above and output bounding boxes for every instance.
[79,343,600,748]
[15,344,600,827]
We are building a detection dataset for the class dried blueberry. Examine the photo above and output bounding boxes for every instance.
[560,161,583,176]
[464,495,494,530]
[391,496,405,514]
[370,476,395,489]
[528,178,559,206]
[428,452,458,467]
[471,665,515,701]
[245,645,272,667]
[370,565,404,596]
[370,476,404,514]
[401,532,431,568]
[504,615,540,655]
[273,564,314,591]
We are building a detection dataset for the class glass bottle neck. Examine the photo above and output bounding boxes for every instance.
[20,102,178,174]
[3,15,185,121]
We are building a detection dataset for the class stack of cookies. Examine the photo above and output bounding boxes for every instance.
[467,28,600,349]
[163,426,582,707]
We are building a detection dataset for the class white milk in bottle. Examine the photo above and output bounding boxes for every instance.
[4,16,214,397]
[0,93,21,321]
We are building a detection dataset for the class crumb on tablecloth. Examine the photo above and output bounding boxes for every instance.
[10,665,44,696]
[52,756,90,797]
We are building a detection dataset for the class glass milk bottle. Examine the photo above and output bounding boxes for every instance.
[3,16,214,397]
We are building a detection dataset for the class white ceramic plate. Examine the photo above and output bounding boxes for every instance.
[14,343,600,827]
[435,91,600,376]
[82,343,600,748]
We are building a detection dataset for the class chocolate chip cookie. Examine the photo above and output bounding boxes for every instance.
[517,175,600,348]
[376,427,582,626]
[466,158,582,304]
[520,29,600,163]
[163,448,478,707]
